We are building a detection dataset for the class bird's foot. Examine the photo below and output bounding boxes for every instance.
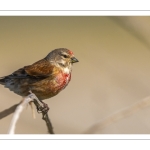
[28,90,49,117]
[36,101,49,115]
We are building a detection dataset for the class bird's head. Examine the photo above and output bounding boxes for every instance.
[45,48,79,73]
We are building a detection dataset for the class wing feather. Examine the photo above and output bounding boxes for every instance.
[24,59,54,77]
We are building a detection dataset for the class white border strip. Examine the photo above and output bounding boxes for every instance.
[0,134,150,140]
[0,11,150,16]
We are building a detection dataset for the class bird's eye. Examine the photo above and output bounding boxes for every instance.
[62,54,68,58]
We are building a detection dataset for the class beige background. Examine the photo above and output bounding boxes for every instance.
[1,16,150,134]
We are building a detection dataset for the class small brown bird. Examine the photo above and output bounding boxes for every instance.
[0,48,78,112]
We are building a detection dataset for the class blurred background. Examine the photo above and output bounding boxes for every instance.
[1,16,150,134]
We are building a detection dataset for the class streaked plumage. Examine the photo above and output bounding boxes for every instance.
[0,48,78,101]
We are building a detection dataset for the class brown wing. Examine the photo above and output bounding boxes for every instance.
[0,59,54,83]
[24,59,54,77]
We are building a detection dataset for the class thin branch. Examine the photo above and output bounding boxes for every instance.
[0,91,55,134]
[42,114,54,134]
[33,100,54,134]
[84,96,150,134]
[0,103,20,120]
[8,95,34,134]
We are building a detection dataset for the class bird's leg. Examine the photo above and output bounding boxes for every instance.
[28,90,49,116]
[28,90,44,112]
[33,100,50,119]
[33,100,43,113]
[34,100,49,114]
[40,101,50,115]
[28,90,43,106]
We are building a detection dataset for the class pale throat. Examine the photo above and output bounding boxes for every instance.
[58,60,72,74]
[63,67,71,74]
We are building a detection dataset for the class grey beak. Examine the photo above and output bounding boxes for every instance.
[71,57,79,63]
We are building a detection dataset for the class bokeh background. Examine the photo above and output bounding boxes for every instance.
[1,16,150,134]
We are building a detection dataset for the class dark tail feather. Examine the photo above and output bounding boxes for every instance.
[0,77,5,85]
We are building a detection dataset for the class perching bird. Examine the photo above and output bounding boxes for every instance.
[0,48,78,112]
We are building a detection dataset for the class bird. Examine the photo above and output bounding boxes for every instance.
[0,48,79,113]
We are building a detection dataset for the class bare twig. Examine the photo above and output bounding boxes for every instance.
[8,94,35,134]
[33,100,54,134]
[4,91,54,134]
[84,96,150,134]
[0,103,20,120]
[42,113,54,134]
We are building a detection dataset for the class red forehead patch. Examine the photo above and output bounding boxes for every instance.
[68,50,73,55]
